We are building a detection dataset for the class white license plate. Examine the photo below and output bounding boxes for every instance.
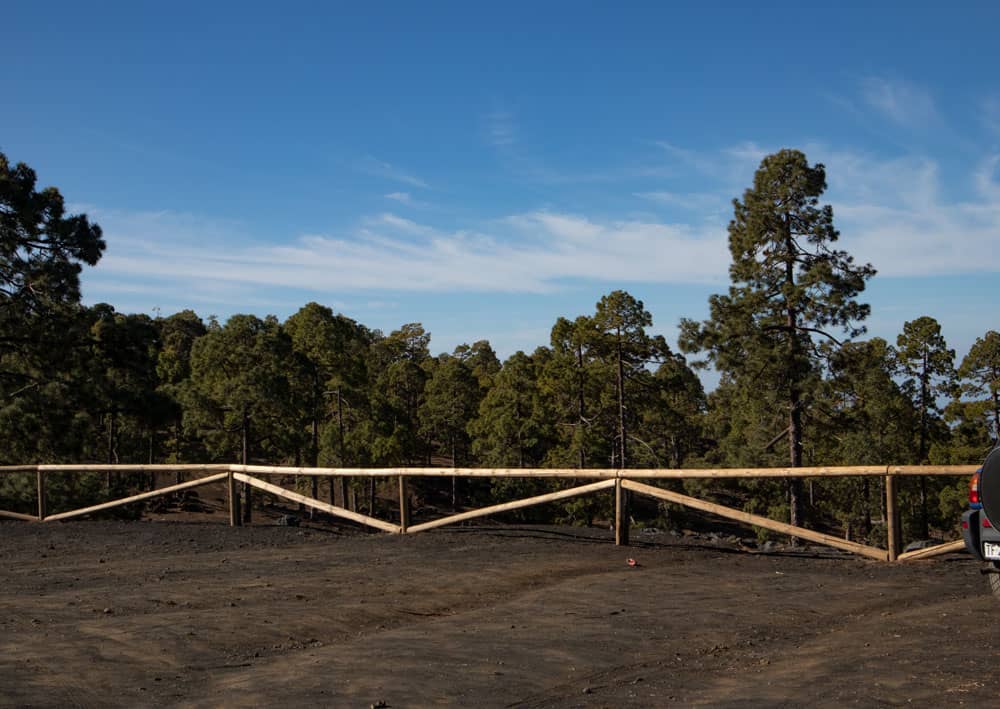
[984,543,1000,560]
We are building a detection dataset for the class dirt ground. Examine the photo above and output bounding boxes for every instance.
[1,514,997,708]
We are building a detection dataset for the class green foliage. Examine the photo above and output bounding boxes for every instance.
[957,330,1000,442]
[186,314,301,462]
[0,149,991,541]
[896,316,955,462]
[680,149,875,527]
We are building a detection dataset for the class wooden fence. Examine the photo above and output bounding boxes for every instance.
[0,463,978,562]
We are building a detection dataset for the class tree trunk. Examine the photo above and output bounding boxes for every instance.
[148,430,155,490]
[451,438,457,512]
[310,416,319,517]
[241,410,252,523]
[106,410,117,491]
[337,388,348,508]
[785,221,804,533]
[993,384,1000,439]
[615,327,630,534]
[174,417,183,486]
[918,351,929,538]
[616,326,627,469]
[576,343,586,469]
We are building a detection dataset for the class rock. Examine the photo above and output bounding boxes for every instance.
[903,539,942,553]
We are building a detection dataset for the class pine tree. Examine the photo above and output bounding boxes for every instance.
[957,330,1000,441]
[680,149,875,528]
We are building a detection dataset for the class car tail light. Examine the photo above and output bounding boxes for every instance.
[985,518,993,528]
[970,471,982,505]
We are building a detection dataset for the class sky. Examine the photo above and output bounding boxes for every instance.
[3,1,999,382]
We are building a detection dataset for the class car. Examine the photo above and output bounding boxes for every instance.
[962,445,1000,596]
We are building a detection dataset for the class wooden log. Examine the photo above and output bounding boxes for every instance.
[233,464,970,479]
[615,479,629,546]
[43,473,229,522]
[621,479,888,562]
[887,465,979,476]
[36,469,46,520]
[398,475,409,533]
[36,463,231,473]
[227,471,239,527]
[0,509,38,522]
[232,465,619,478]
[896,538,966,562]
[885,475,902,561]
[620,465,892,479]
[0,466,40,474]
[407,479,617,534]
[5,463,982,480]
[232,473,400,533]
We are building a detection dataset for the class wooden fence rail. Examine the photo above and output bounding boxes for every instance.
[0,463,979,562]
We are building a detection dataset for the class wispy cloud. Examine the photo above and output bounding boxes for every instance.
[85,206,731,303]
[981,95,1000,136]
[485,111,516,147]
[355,156,429,189]
[384,191,430,209]
[81,141,1000,319]
[634,191,727,212]
[860,77,939,130]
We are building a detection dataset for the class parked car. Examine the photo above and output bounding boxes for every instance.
[962,445,1000,596]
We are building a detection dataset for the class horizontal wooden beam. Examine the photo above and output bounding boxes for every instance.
[37,464,231,473]
[623,465,893,479]
[43,473,229,522]
[233,465,619,478]
[0,509,38,521]
[621,479,888,561]
[407,479,617,534]
[888,465,979,476]
[896,538,966,562]
[235,464,975,479]
[4,463,980,479]
[232,473,400,533]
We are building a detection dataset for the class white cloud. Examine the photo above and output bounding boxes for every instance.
[384,191,431,209]
[860,77,939,130]
[982,95,1000,135]
[635,191,727,212]
[81,142,1000,318]
[485,111,516,147]
[84,206,731,305]
[355,156,429,189]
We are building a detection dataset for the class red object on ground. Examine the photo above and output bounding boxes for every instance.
[627,558,638,567]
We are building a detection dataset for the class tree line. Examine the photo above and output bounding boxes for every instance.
[1,149,997,544]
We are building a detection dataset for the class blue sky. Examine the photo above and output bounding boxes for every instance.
[4,1,999,378]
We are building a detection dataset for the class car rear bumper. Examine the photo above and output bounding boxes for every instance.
[963,509,1000,561]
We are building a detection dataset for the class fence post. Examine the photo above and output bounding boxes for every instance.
[885,474,901,561]
[615,478,630,546]
[36,469,46,521]
[228,471,240,527]
[398,475,409,533]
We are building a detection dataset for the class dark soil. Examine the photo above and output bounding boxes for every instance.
[1,518,997,707]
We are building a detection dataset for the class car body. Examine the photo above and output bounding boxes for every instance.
[962,447,1000,591]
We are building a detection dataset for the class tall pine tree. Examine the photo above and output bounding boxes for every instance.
[680,149,875,528]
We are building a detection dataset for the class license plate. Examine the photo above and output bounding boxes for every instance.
[985,543,1000,560]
